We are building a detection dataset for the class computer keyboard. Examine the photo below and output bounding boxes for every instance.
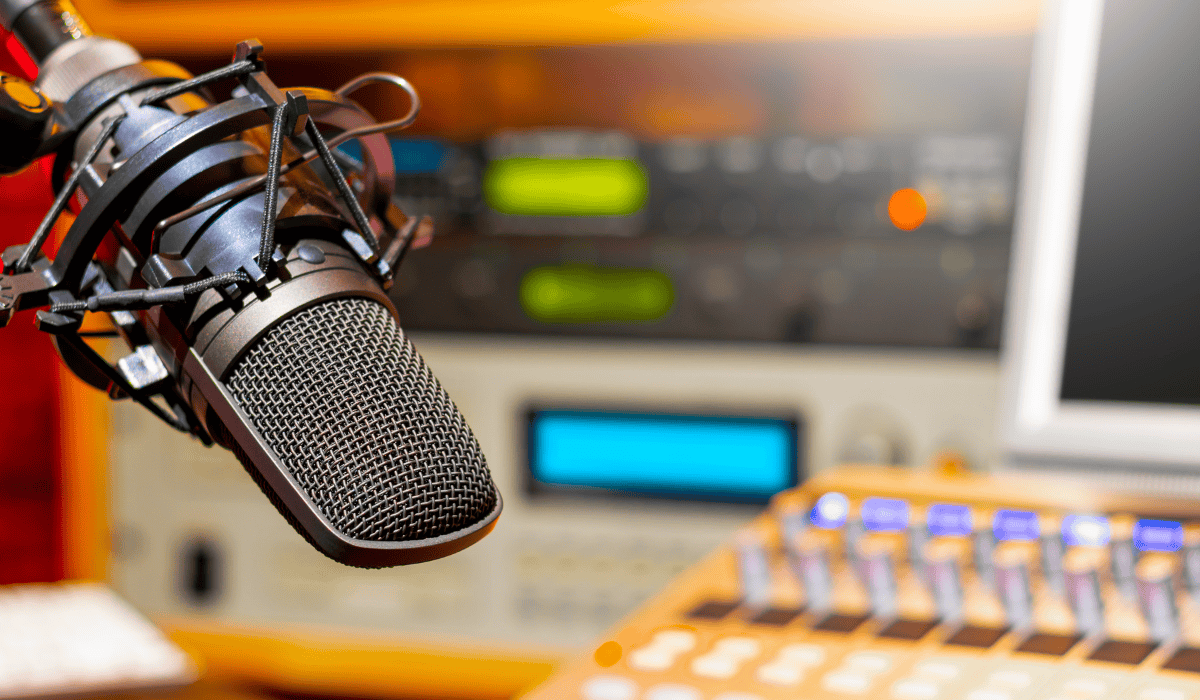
[0,582,197,698]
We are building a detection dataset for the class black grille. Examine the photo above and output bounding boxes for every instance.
[224,297,497,543]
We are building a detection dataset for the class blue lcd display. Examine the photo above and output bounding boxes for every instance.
[928,504,973,537]
[1133,519,1184,552]
[994,509,1040,541]
[862,498,909,532]
[528,410,798,502]
[1062,515,1112,547]
[337,138,447,175]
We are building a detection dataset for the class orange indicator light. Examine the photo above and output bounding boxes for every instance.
[594,641,622,667]
[888,188,927,231]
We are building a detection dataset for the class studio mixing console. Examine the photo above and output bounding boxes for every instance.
[525,468,1200,700]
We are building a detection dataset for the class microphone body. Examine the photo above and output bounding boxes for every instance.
[0,0,501,566]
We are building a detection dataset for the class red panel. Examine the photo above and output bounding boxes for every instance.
[0,158,62,584]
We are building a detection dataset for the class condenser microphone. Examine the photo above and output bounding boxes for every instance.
[0,0,501,567]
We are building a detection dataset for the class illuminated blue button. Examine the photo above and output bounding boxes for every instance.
[1133,519,1184,552]
[1062,514,1111,547]
[994,510,1039,541]
[810,492,849,529]
[862,498,909,532]
[927,504,973,537]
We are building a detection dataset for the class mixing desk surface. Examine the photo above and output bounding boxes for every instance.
[524,467,1200,700]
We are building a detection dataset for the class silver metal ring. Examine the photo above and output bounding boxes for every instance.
[330,72,420,141]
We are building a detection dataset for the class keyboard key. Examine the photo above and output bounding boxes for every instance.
[844,652,893,674]
[1061,678,1108,698]
[776,643,826,667]
[755,662,803,686]
[690,654,739,680]
[629,648,676,672]
[713,636,762,659]
[651,630,697,653]
[822,670,873,695]
[645,683,703,700]
[891,678,940,700]
[581,675,638,700]
[988,670,1033,689]
[913,661,961,681]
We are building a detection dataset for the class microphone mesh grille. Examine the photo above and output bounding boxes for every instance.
[224,296,497,543]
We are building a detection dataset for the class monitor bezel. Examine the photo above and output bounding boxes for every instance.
[1001,0,1200,470]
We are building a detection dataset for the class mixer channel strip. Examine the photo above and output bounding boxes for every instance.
[522,467,1200,700]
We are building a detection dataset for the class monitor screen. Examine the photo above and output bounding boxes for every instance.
[1002,0,1200,470]
[1059,0,1200,406]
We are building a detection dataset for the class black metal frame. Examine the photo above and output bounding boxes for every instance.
[0,39,483,567]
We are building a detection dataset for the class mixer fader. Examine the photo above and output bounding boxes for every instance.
[524,467,1200,700]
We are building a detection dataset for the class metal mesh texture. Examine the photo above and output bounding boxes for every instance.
[223,296,497,543]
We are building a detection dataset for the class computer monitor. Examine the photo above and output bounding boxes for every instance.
[1003,0,1200,473]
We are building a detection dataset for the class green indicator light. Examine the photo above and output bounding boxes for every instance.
[520,266,674,323]
[484,158,649,217]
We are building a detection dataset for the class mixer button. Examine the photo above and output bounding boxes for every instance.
[650,630,697,653]
[987,670,1033,689]
[821,670,873,695]
[844,651,893,673]
[690,653,739,679]
[644,683,702,700]
[1088,639,1158,665]
[1060,678,1109,698]
[581,674,638,700]
[1162,646,1200,673]
[1138,688,1188,700]
[912,661,961,681]
[629,648,677,672]
[755,661,804,686]
[945,625,1009,649]
[890,678,940,700]
[712,636,761,659]
[775,642,826,667]
[685,599,740,620]
[1013,632,1081,656]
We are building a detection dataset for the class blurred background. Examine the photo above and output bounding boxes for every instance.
[0,0,1038,698]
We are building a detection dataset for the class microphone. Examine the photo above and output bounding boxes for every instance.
[0,0,501,567]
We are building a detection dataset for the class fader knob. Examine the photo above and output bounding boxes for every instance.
[790,530,834,613]
[1183,525,1200,601]
[924,538,968,624]
[1063,547,1106,638]
[1110,515,1138,599]
[908,506,930,579]
[858,535,899,619]
[1040,515,1066,595]
[972,509,997,588]
[993,542,1036,631]
[1136,553,1180,643]
[735,527,774,611]
[774,493,809,549]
